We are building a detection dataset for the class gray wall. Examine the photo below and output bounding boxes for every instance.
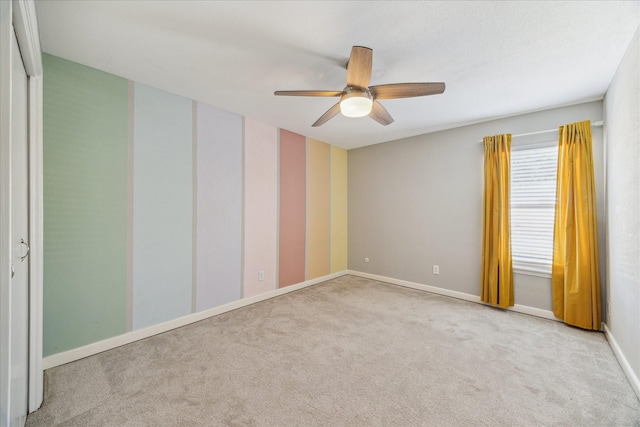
[604,27,639,387]
[348,101,605,312]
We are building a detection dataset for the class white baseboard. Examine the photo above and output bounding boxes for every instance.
[348,270,482,303]
[43,271,348,370]
[603,323,640,400]
[511,303,558,321]
[347,270,559,321]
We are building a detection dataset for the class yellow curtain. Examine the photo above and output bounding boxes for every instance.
[481,134,514,309]
[552,120,601,330]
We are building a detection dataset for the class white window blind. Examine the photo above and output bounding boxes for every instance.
[510,144,558,276]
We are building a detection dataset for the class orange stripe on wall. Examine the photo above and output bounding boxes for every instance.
[278,130,306,287]
[306,138,330,279]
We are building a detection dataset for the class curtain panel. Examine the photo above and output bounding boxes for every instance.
[481,134,514,309]
[552,120,601,330]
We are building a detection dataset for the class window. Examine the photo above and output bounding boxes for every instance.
[510,142,558,276]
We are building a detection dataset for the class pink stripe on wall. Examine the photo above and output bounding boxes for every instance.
[243,119,278,298]
[278,130,306,287]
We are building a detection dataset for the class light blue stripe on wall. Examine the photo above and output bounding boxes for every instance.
[133,83,193,330]
[195,103,243,311]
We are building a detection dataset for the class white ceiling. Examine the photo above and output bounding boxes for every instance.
[35,1,639,150]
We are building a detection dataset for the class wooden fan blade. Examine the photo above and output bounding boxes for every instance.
[369,101,394,126]
[369,82,445,99]
[312,102,341,127]
[274,90,343,97]
[346,46,372,88]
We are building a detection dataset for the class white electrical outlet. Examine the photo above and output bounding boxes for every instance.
[364,257,370,263]
[258,270,265,281]
[433,265,440,275]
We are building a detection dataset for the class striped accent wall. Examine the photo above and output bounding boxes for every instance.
[42,54,348,358]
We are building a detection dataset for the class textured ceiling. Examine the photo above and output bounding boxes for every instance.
[35,1,639,149]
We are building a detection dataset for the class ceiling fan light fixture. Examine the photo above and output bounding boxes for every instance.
[339,87,373,118]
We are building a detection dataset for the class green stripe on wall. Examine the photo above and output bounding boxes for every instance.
[43,54,128,356]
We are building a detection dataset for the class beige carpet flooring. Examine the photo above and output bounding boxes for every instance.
[27,275,640,426]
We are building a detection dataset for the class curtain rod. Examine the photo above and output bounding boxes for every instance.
[476,120,604,143]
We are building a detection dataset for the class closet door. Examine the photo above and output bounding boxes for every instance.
[9,25,30,427]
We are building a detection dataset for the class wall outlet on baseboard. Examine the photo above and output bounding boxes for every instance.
[258,270,265,281]
[432,265,440,275]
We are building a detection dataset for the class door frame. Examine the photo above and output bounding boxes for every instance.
[0,0,43,418]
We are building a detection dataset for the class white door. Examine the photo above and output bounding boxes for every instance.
[9,26,29,427]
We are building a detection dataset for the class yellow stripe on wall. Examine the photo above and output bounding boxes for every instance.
[330,145,348,273]
[306,138,330,279]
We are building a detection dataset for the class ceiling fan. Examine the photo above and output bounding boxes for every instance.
[274,46,446,127]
